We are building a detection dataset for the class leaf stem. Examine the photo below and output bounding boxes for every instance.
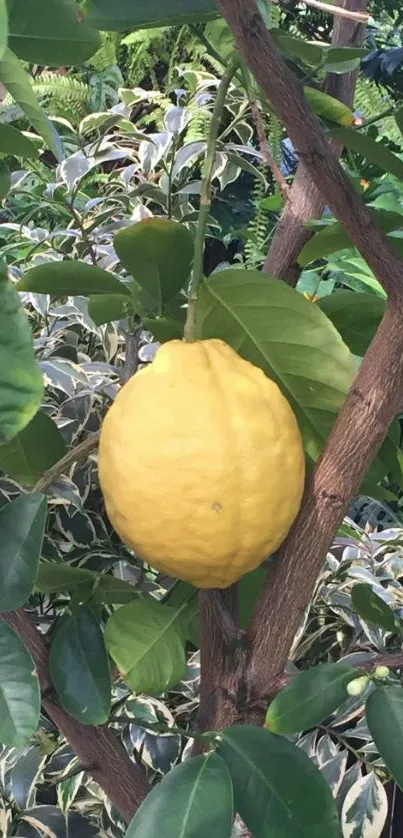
[184,54,240,342]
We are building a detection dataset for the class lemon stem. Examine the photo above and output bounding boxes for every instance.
[184,54,240,342]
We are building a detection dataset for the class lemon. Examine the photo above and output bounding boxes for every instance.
[98,339,305,589]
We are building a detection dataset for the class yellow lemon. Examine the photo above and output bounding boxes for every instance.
[98,339,305,589]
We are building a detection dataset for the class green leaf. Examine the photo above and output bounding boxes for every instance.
[0,0,8,62]
[88,293,135,325]
[0,48,63,161]
[318,291,385,355]
[395,110,403,139]
[8,0,100,66]
[0,620,40,746]
[126,752,233,838]
[0,494,47,612]
[104,597,187,694]
[266,663,357,734]
[49,605,111,725]
[0,262,43,444]
[328,125,403,179]
[324,46,368,73]
[0,124,38,159]
[341,773,388,838]
[163,581,199,646]
[299,210,403,265]
[143,316,183,342]
[351,583,398,632]
[35,562,139,604]
[197,269,357,462]
[18,260,130,298]
[114,219,193,310]
[0,411,66,486]
[0,159,10,199]
[238,567,266,628]
[217,726,340,838]
[366,686,403,790]
[83,0,218,30]
[272,30,324,67]
[205,19,235,61]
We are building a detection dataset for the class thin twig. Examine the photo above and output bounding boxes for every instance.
[249,99,290,200]
[184,54,240,341]
[272,0,369,21]
[33,433,100,494]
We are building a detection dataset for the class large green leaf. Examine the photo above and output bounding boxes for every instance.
[83,0,218,30]
[0,411,66,486]
[318,291,385,356]
[217,726,340,838]
[298,210,403,266]
[143,316,183,342]
[327,124,403,179]
[0,620,40,746]
[36,562,139,605]
[0,124,38,159]
[7,0,100,66]
[0,263,43,444]
[0,0,8,62]
[0,49,63,161]
[18,260,130,298]
[49,605,111,725]
[197,269,357,462]
[366,686,403,790]
[104,597,187,694]
[88,293,135,325]
[0,494,47,612]
[265,663,356,734]
[114,219,193,310]
[126,752,233,838]
[351,583,398,632]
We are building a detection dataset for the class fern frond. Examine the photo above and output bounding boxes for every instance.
[244,165,271,269]
[31,73,90,121]
[354,77,402,144]
[90,33,118,73]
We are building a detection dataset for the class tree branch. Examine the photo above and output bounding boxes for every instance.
[216,0,403,721]
[217,0,403,302]
[264,0,368,285]
[1,609,149,822]
[34,433,100,494]
[273,0,368,21]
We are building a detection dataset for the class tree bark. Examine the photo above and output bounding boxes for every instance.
[1,609,149,823]
[264,0,368,285]
[216,0,403,302]
[214,0,403,720]
[246,307,403,718]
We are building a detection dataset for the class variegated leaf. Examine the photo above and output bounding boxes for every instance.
[341,772,388,838]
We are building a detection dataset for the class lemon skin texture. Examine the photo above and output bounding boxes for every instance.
[98,339,305,589]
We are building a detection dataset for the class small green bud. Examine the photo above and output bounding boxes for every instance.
[374,666,390,680]
[347,676,369,696]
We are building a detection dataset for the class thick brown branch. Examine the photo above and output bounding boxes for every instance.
[1,609,149,822]
[217,0,403,304]
[197,586,245,738]
[264,0,368,285]
[216,0,403,722]
[245,308,403,720]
